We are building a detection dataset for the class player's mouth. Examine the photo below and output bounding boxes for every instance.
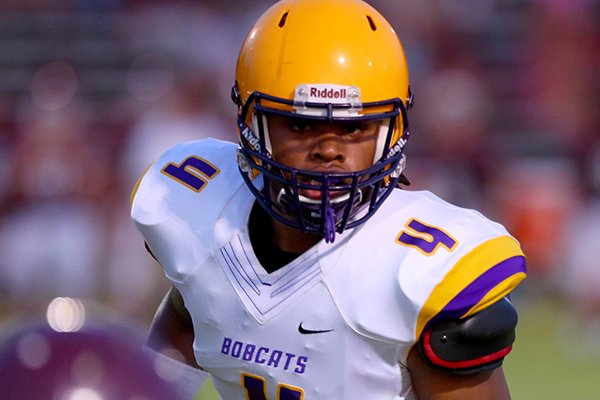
[294,177,366,206]
[298,179,325,200]
[297,178,348,201]
[276,176,363,209]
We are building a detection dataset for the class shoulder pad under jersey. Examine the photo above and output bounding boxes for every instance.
[418,297,518,374]
[131,138,244,282]
[320,189,526,350]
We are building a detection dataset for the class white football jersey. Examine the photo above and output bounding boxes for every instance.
[131,138,526,400]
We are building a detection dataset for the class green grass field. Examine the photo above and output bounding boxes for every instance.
[505,295,600,399]
[195,294,600,399]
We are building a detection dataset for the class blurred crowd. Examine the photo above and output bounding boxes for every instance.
[0,0,598,337]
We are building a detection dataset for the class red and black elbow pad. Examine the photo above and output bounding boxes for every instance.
[418,297,518,375]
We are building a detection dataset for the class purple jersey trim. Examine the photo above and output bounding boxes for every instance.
[426,255,526,330]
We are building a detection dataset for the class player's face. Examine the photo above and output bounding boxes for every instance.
[268,114,380,200]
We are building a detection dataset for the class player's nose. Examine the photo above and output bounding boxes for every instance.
[310,132,345,164]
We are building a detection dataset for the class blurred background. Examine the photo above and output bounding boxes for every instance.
[0,0,598,398]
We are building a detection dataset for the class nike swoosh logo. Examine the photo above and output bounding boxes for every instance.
[298,322,334,335]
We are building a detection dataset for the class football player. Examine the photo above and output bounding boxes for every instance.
[131,0,527,399]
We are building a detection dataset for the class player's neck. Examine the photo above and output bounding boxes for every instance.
[271,218,321,254]
[248,202,320,273]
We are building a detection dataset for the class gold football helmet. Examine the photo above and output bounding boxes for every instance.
[232,0,413,242]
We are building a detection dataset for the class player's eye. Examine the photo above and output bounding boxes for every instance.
[343,122,368,135]
[289,119,313,132]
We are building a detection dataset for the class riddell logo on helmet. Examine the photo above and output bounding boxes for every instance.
[295,84,361,107]
[240,126,261,152]
[309,87,346,99]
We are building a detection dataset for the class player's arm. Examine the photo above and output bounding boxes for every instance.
[408,349,510,399]
[147,285,198,367]
[145,286,209,399]
[408,297,517,399]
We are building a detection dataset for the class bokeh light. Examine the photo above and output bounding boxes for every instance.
[46,297,87,332]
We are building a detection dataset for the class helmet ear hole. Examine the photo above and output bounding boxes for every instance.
[366,15,377,31]
[278,11,289,28]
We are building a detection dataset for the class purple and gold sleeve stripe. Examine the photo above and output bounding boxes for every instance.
[415,235,526,338]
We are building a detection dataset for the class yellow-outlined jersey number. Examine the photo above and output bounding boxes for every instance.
[242,373,304,400]
[396,218,458,255]
[161,156,220,192]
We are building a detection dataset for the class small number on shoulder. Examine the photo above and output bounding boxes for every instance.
[161,156,220,192]
[396,218,458,255]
